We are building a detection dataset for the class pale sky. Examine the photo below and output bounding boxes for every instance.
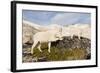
[23,10,91,26]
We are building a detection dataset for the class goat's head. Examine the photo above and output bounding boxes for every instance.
[55,31,63,40]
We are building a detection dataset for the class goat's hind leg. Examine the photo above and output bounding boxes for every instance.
[31,41,38,54]
[48,42,51,53]
[37,43,42,52]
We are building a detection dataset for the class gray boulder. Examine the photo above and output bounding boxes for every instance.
[52,36,91,58]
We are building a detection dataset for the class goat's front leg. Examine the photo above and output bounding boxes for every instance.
[48,42,51,53]
[71,35,73,39]
[78,33,81,39]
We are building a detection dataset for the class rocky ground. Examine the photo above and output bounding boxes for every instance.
[22,36,91,63]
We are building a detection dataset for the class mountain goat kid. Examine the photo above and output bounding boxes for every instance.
[31,29,63,54]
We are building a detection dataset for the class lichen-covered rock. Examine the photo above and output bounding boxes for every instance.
[52,36,91,55]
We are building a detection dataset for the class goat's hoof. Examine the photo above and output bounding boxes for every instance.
[40,51,43,52]
[31,51,33,55]
[48,51,51,53]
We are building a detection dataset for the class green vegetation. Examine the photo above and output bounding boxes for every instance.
[32,46,87,61]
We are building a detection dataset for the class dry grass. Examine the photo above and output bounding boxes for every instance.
[32,46,87,62]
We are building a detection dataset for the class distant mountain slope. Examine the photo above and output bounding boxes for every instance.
[23,20,50,31]
[22,20,91,45]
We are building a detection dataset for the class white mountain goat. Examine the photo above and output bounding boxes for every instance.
[31,29,63,54]
[62,24,91,39]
